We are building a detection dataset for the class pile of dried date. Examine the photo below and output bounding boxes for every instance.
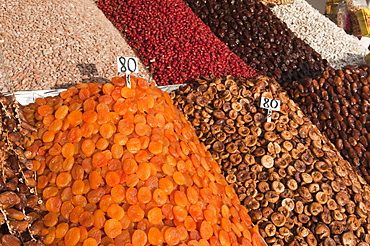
[172,75,370,246]
[0,93,43,246]
[183,0,330,84]
[284,65,370,184]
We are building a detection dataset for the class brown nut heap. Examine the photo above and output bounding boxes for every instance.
[172,75,370,246]
[0,93,43,246]
[284,65,370,184]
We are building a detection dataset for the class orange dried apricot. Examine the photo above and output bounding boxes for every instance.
[107,204,125,220]
[92,152,107,167]
[64,227,81,246]
[164,227,180,245]
[137,186,152,204]
[126,137,141,153]
[147,207,163,225]
[148,227,164,245]
[68,110,83,126]
[29,77,263,246]
[132,230,147,246]
[104,219,123,239]
[127,205,144,222]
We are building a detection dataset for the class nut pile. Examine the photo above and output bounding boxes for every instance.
[172,75,370,245]
[0,93,43,246]
[24,76,265,245]
[183,0,330,84]
[284,65,370,184]
[96,0,257,86]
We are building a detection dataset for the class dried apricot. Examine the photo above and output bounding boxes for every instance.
[30,77,264,246]
[147,207,163,225]
[107,204,125,220]
[148,227,164,245]
[104,219,122,239]
[127,205,144,222]
[64,227,81,246]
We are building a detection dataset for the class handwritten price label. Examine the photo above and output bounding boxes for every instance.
[260,97,281,122]
[117,57,138,88]
[117,57,138,73]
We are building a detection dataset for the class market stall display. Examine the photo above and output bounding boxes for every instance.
[183,0,330,84]
[1,0,151,91]
[0,94,43,246]
[284,65,370,184]
[23,76,265,245]
[3,0,370,245]
[271,0,369,69]
[172,75,370,245]
[96,0,257,86]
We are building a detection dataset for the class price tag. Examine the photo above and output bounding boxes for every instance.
[117,57,138,88]
[260,97,281,122]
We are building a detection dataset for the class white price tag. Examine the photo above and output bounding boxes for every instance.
[117,57,138,88]
[260,97,281,122]
[117,57,139,74]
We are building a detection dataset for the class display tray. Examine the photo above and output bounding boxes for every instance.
[3,84,183,106]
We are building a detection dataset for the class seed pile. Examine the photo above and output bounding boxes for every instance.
[0,93,43,246]
[3,0,151,91]
[24,76,265,245]
[96,0,257,86]
[172,75,370,245]
[183,0,330,84]
[284,66,370,184]
[271,0,368,69]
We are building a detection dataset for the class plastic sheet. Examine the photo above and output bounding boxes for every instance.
[4,84,184,106]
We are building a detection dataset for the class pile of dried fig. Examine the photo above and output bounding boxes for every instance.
[0,93,42,246]
[172,75,370,245]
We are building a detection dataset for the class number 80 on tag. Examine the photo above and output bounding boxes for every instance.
[260,97,281,111]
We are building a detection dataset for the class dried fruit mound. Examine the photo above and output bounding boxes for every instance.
[284,66,370,185]
[96,0,257,86]
[23,76,266,246]
[0,94,43,246]
[172,75,370,245]
[183,0,331,84]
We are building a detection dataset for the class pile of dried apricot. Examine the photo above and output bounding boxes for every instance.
[23,76,265,246]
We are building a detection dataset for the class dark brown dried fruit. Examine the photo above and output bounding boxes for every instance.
[173,75,370,245]
[0,94,41,242]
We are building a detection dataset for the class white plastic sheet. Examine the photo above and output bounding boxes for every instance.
[4,84,184,106]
